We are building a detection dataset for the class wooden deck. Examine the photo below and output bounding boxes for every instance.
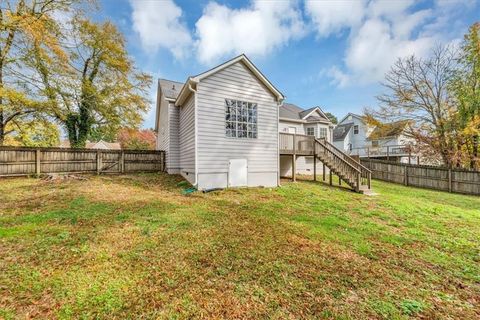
[279,133,315,155]
[279,133,372,193]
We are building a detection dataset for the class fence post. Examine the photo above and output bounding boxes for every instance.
[404,165,408,186]
[96,150,102,175]
[387,146,390,161]
[448,168,452,193]
[162,151,166,172]
[35,149,41,177]
[120,151,125,173]
[313,142,317,181]
[356,173,360,192]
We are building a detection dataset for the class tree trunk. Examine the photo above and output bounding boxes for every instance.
[472,135,479,170]
[0,115,4,146]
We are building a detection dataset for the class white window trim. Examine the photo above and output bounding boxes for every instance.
[225,99,258,139]
[306,127,315,136]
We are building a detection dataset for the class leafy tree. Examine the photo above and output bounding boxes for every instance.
[30,15,152,148]
[451,23,480,169]
[325,112,338,124]
[3,117,59,147]
[118,128,156,150]
[0,0,76,145]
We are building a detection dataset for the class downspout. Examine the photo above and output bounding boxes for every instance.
[189,82,199,188]
[277,96,284,187]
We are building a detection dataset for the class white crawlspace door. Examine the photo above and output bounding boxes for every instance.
[228,159,248,187]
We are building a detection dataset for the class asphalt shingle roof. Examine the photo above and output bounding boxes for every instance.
[280,103,330,123]
[159,79,185,100]
[279,103,303,119]
[333,123,353,141]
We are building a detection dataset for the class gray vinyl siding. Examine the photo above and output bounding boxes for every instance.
[156,94,169,152]
[179,93,195,182]
[279,120,305,135]
[196,61,279,188]
[278,119,330,175]
[168,103,180,172]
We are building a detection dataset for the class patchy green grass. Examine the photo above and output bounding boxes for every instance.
[0,174,479,319]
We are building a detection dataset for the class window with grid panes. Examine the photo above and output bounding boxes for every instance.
[318,127,328,139]
[225,99,257,138]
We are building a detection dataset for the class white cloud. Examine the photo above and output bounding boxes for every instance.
[344,18,434,85]
[128,0,473,88]
[326,66,350,87]
[130,0,192,59]
[305,0,367,37]
[315,0,441,87]
[195,0,305,63]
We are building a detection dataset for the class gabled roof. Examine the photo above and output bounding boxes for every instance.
[338,112,364,125]
[333,123,353,141]
[159,79,184,100]
[175,54,285,106]
[299,106,318,119]
[280,103,332,124]
[367,120,410,140]
[280,103,304,119]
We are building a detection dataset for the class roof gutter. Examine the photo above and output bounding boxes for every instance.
[175,78,198,107]
[279,117,331,125]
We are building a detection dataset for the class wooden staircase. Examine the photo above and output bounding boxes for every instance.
[313,138,372,193]
[279,133,372,193]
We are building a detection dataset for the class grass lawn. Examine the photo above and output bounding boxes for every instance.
[0,174,479,319]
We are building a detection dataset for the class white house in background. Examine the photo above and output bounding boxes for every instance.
[333,113,416,163]
[155,54,284,190]
[278,103,334,176]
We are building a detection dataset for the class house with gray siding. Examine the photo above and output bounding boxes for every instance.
[155,54,284,190]
[155,55,372,193]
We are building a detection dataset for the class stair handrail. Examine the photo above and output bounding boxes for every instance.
[314,139,361,174]
[317,138,372,190]
[318,138,371,174]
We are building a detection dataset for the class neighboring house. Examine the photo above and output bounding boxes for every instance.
[333,113,416,163]
[59,140,122,150]
[278,103,334,176]
[155,54,284,190]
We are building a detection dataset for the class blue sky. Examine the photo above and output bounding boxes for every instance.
[96,0,479,128]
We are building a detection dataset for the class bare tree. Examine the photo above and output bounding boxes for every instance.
[367,45,458,166]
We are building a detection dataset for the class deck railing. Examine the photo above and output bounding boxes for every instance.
[350,145,412,158]
[279,133,371,192]
[279,133,314,155]
[317,138,371,189]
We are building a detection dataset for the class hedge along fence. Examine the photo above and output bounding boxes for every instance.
[0,146,165,177]
[360,159,480,196]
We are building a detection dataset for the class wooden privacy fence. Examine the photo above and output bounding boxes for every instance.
[0,147,165,177]
[361,159,480,195]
